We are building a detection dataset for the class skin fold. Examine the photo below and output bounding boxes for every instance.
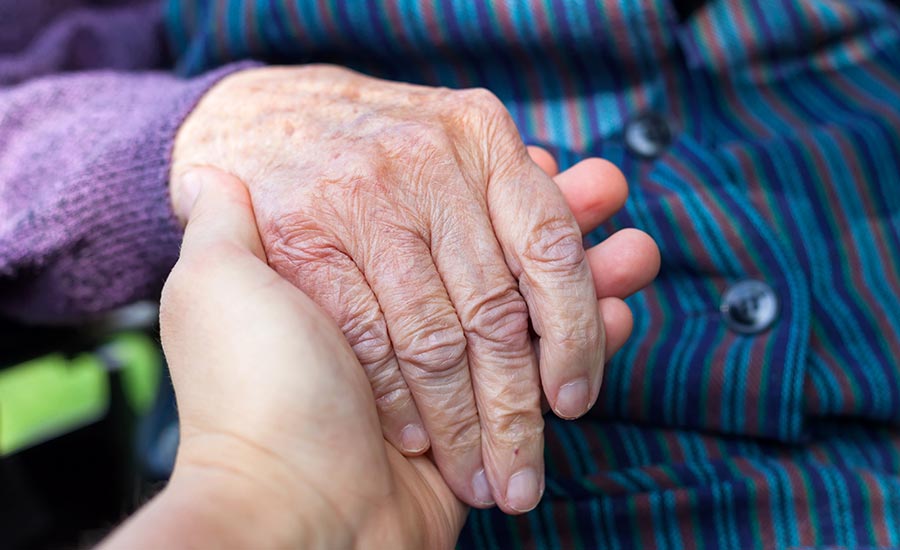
[170,64,660,513]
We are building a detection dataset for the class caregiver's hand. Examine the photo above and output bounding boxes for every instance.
[102,168,467,549]
[171,65,659,513]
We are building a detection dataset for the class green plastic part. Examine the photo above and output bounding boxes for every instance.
[105,332,162,416]
[0,352,108,456]
[0,331,163,457]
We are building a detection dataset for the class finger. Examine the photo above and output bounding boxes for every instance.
[429,192,544,514]
[552,158,629,235]
[586,228,661,299]
[488,161,604,422]
[531,296,635,368]
[405,453,471,546]
[526,145,559,176]
[175,167,267,262]
[353,226,490,508]
[535,297,633,415]
[264,236,430,457]
[599,297,634,358]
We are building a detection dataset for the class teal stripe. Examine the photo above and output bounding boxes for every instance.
[807,346,844,415]
[722,334,750,432]
[525,501,550,549]
[538,494,562,549]
[503,512,526,550]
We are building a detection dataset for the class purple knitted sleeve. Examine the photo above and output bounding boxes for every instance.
[0,66,248,323]
[0,0,258,324]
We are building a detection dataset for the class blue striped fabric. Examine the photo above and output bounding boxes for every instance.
[163,0,900,547]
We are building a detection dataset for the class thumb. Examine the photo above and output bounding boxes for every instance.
[172,167,267,262]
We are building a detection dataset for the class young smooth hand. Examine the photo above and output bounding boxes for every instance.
[102,168,467,549]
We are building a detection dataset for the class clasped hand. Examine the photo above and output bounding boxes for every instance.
[103,170,465,549]
[170,65,659,513]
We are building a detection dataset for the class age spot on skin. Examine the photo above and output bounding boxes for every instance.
[284,121,295,136]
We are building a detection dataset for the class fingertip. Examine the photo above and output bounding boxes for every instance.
[615,228,661,293]
[587,228,661,299]
[598,297,633,357]
[553,157,629,234]
[479,410,546,514]
[449,460,496,509]
[398,423,431,456]
[172,168,204,225]
[584,158,628,222]
[527,145,559,176]
[579,157,629,207]
[638,229,662,282]
[371,380,432,456]
[471,468,495,508]
[553,377,591,419]
[176,166,267,262]
[175,166,249,224]
[504,467,543,513]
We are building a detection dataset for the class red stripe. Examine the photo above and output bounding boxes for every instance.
[859,470,894,545]
[493,1,547,141]
[669,489,700,550]
[283,0,311,48]
[830,129,900,362]
[809,327,860,415]
[244,0,258,53]
[730,458,778,548]
[781,459,818,546]
[802,131,900,402]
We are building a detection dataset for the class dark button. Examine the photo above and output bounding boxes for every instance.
[624,112,672,159]
[720,280,779,335]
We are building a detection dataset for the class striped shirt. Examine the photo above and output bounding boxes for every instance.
[164,0,900,547]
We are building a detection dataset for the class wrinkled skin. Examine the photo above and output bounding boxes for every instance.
[171,65,660,514]
[157,171,466,549]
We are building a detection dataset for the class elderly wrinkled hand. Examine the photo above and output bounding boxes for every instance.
[170,65,659,513]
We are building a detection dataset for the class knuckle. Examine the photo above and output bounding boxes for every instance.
[523,217,586,272]
[464,88,521,147]
[263,212,347,276]
[394,321,468,379]
[265,216,357,283]
[374,385,414,416]
[344,312,395,374]
[266,214,344,267]
[545,311,603,356]
[445,87,516,137]
[460,87,507,118]
[487,409,544,447]
[463,287,531,352]
[436,411,482,454]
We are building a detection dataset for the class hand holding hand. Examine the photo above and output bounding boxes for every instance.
[172,65,659,512]
[104,168,467,549]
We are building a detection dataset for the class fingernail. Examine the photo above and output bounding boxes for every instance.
[173,170,205,225]
[507,468,541,513]
[555,378,590,419]
[400,424,429,454]
[472,469,494,506]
